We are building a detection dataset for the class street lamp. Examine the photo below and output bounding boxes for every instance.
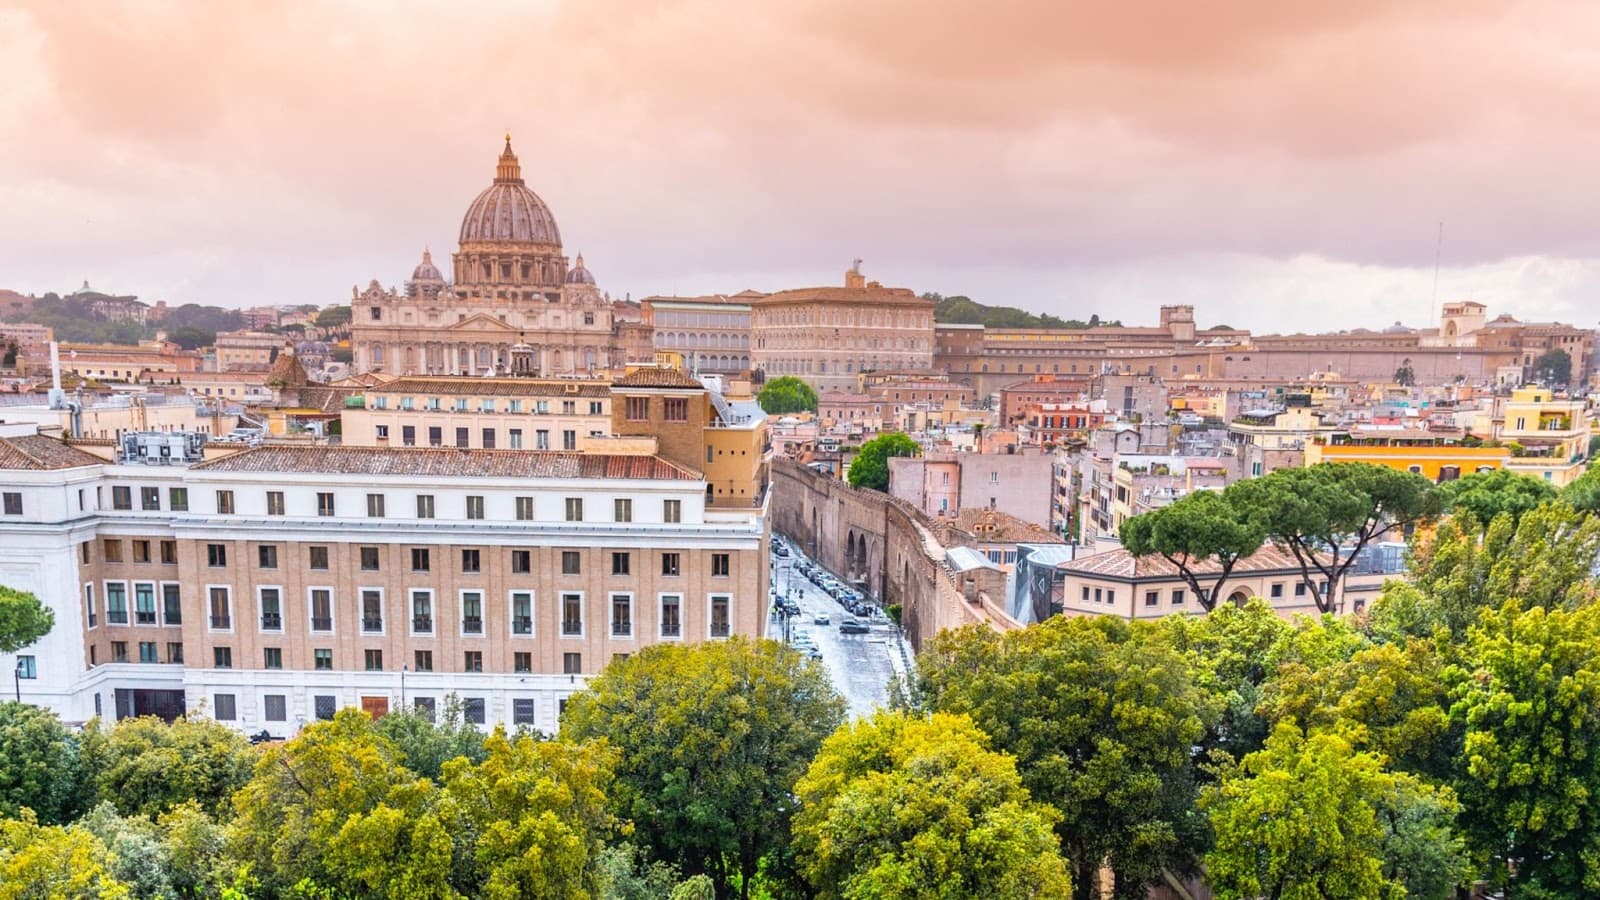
[400,664,407,711]
[13,660,23,703]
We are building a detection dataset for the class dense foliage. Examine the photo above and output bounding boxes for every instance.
[755,375,819,415]
[0,585,54,654]
[926,293,1121,329]
[846,431,920,491]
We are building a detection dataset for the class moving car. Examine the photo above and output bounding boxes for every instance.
[812,613,830,625]
[838,618,869,635]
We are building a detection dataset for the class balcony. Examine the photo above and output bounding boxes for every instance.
[661,622,681,638]
[462,616,483,634]
[260,612,282,630]
[311,616,333,631]
[710,622,731,639]
[512,616,532,635]
[611,621,632,637]
[562,620,582,636]
[210,614,231,629]
[135,611,157,625]
[108,610,129,625]
[412,615,433,633]
[362,616,384,632]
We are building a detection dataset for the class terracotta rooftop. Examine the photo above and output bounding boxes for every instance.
[951,508,1063,545]
[614,368,703,389]
[0,434,107,470]
[190,446,700,481]
[1059,544,1315,580]
[371,377,611,398]
[755,285,925,305]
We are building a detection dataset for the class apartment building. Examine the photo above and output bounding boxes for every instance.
[0,425,769,734]
[343,376,613,451]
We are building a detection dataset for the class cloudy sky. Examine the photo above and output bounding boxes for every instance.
[4,0,1599,334]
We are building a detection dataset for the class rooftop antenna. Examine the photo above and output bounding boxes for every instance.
[1429,221,1444,321]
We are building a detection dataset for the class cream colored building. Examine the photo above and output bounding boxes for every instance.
[750,263,935,393]
[1480,386,1592,485]
[351,138,620,378]
[213,331,284,371]
[342,376,613,451]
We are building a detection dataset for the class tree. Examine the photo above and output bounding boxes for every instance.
[1394,358,1416,386]
[375,696,488,780]
[0,702,85,824]
[1438,468,1557,527]
[1227,463,1437,613]
[0,810,130,899]
[1120,489,1265,611]
[846,432,920,492]
[1532,347,1572,386]
[91,714,256,818]
[755,376,818,415]
[914,617,1210,898]
[1204,724,1465,900]
[166,326,215,351]
[1161,599,1294,759]
[315,305,353,329]
[441,731,619,899]
[1560,463,1600,515]
[792,710,1072,899]
[1448,601,1600,894]
[561,638,845,900]
[0,585,54,653]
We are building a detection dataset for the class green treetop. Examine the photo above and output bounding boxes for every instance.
[756,376,818,415]
[846,432,920,492]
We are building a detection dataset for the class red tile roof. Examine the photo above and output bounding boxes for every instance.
[372,377,611,398]
[190,445,700,480]
[1060,545,1316,580]
[614,368,703,389]
[0,434,106,470]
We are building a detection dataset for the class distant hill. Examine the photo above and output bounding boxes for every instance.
[925,294,1120,329]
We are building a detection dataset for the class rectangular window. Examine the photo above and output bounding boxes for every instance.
[168,487,188,511]
[134,583,156,624]
[614,498,632,522]
[511,550,531,574]
[364,649,383,671]
[140,487,160,511]
[414,650,433,672]
[361,590,383,633]
[463,651,483,673]
[314,649,333,671]
[84,584,97,628]
[563,430,576,451]
[263,647,282,669]
[1172,590,1185,606]
[402,425,416,446]
[563,652,582,675]
[412,591,433,634]
[132,540,150,564]
[514,652,532,674]
[213,646,233,668]
[316,492,335,516]
[513,698,536,724]
[138,641,157,663]
[562,592,583,636]
[314,694,336,719]
[561,550,581,575]
[466,495,485,519]
[512,591,533,635]
[463,697,486,725]
[508,429,522,450]
[367,493,385,517]
[625,396,649,421]
[515,496,534,520]
[216,490,234,514]
[160,540,177,564]
[113,485,132,510]
[611,552,630,576]
[712,553,730,577]
[265,491,284,515]
[208,587,231,630]
[260,587,282,630]
[455,427,469,449]
[462,592,484,634]
[358,546,379,571]
[264,695,287,722]
[214,694,237,721]
[481,429,495,450]
[106,582,128,624]
[1270,583,1284,599]
[206,543,227,567]
[461,548,481,573]
[660,595,682,638]
[166,642,184,664]
[428,426,442,447]
[310,589,333,632]
[112,641,128,662]
[416,494,435,518]
[709,595,730,638]
[590,401,603,415]
[309,546,329,569]
[661,553,681,577]
[611,593,632,637]
[258,544,278,569]
[1145,591,1159,607]
[1294,582,1307,597]
[104,539,123,563]
[565,497,584,522]
[664,397,688,422]
[663,499,681,523]
[536,429,550,450]
[162,585,181,625]
[562,400,576,415]
[412,547,430,571]
[15,655,36,678]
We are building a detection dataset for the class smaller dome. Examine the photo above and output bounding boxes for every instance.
[565,253,596,285]
[412,248,444,282]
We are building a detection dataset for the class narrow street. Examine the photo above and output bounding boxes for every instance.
[768,536,914,720]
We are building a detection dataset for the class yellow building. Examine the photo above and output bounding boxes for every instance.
[1305,432,1508,482]
[1483,387,1591,486]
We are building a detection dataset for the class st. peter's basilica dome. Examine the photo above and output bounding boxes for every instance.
[565,253,597,285]
[411,248,444,282]
[457,136,563,247]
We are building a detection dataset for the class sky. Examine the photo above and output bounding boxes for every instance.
[3,0,1600,335]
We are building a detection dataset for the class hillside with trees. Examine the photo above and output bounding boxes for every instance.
[925,292,1121,329]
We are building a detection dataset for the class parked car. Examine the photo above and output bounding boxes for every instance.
[838,618,869,635]
[812,613,830,625]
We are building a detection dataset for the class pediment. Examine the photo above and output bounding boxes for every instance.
[444,313,521,333]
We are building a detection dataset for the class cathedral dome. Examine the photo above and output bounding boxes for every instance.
[411,248,443,282]
[565,253,596,285]
[458,136,563,246]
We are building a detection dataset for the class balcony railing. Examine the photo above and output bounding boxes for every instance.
[661,622,681,638]
[362,616,383,632]
[260,612,282,630]
[108,610,129,624]
[311,616,333,631]
[562,620,582,636]
[210,614,231,629]
[611,621,632,637]
[412,615,433,633]
[512,616,532,635]
[462,616,483,634]
[710,622,731,638]
[135,611,157,625]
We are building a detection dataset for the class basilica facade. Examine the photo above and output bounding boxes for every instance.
[350,138,620,377]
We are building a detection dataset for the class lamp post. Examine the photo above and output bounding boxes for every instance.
[13,661,21,703]
[400,664,407,711]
